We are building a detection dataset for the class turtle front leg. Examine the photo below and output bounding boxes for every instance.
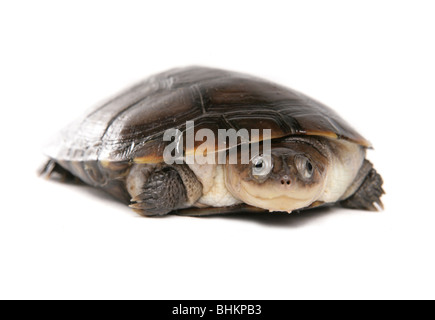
[339,160,385,211]
[127,164,203,216]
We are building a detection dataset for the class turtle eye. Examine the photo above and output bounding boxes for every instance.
[295,155,314,179]
[251,154,272,177]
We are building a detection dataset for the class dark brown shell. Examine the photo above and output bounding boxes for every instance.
[45,66,370,164]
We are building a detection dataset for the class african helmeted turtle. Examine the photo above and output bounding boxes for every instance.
[41,66,384,216]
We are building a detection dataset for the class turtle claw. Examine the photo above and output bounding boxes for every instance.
[129,201,169,216]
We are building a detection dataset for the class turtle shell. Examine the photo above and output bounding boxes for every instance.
[45,66,370,164]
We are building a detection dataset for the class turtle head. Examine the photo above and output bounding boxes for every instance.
[225,141,329,212]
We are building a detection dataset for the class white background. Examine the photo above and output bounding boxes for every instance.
[1,1,434,300]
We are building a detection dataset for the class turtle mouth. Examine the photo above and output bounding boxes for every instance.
[240,182,314,212]
[240,181,309,202]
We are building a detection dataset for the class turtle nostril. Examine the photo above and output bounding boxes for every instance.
[281,176,291,186]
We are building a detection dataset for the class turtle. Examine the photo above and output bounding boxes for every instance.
[41,66,384,217]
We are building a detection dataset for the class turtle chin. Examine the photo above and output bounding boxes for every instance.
[249,196,314,213]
